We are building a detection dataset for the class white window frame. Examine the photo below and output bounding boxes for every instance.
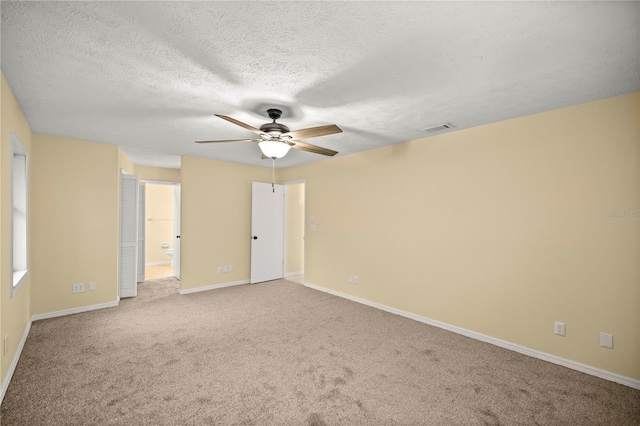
[11,132,28,296]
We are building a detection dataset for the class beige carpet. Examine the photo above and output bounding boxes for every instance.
[2,278,639,425]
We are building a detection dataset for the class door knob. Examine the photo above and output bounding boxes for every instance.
[252,236,258,240]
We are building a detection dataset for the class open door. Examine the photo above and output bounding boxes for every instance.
[251,182,285,284]
[173,183,181,280]
[119,172,139,298]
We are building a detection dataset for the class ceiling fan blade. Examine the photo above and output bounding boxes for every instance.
[215,114,266,135]
[289,140,338,157]
[284,124,342,140]
[195,139,260,144]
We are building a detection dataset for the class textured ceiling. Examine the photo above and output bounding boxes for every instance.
[1,1,639,169]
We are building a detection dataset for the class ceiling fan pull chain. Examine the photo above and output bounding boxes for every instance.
[272,158,275,193]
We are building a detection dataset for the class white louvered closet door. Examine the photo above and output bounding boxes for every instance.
[119,172,139,298]
[137,183,146,283]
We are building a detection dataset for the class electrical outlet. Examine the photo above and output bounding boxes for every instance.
[72,283,85,293]
[600,332,613,349]
[89,281,96,291]
[554,321,566,336]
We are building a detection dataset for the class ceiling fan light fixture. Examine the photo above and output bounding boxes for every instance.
[259,140,291,159]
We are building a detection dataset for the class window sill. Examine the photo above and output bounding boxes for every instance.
[12,270,28,297]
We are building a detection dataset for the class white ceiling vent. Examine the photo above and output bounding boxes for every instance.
[422,123,455,133]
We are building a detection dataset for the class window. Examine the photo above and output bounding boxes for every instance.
[11,132,28,295]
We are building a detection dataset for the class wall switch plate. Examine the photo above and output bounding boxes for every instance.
[217,266,223,274]
[229,264,234,272]
[89,281,96,291]
[554,321,566,336]
[348,275,353,283]
[223,265,228,273]
[600,332,613,349]
[310,224,316,232]
[72,283,85,293]
[353,275,358,284]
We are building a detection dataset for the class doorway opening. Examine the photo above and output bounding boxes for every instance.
[141,181,181,281]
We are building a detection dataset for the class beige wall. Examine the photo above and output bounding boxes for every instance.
[180,156,270,290]
[285,183,305,274]
[145,183,174,264]
[281,93,640,380]
[1,74,33,384]
[31,135,120,315]
[135,165,180,183]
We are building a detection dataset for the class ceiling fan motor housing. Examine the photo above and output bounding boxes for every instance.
[260,109,290,136]
[260,122,290,134]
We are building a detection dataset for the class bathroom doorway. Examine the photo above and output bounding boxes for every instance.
[143,182,180,280]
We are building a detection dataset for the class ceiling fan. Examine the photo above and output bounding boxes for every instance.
[196,109,342,159]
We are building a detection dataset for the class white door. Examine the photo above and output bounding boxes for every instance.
[119,172,139,298]
[173,183,181,280]
[137,183,146,282]
[251,182,285,284]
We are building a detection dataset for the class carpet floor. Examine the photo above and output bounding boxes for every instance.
[1,278,639,425]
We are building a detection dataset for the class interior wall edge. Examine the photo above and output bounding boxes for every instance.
[0,320,31,406]
[1,72,33,393]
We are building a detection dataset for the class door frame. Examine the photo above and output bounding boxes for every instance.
[282,179,306,285]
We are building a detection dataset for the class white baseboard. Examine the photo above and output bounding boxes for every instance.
[304,282,640,390]
[145,261,171,266]
[285,270,304,278]
[178,279,250,295]
[31,300,119,322]
[1,319,31,405]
